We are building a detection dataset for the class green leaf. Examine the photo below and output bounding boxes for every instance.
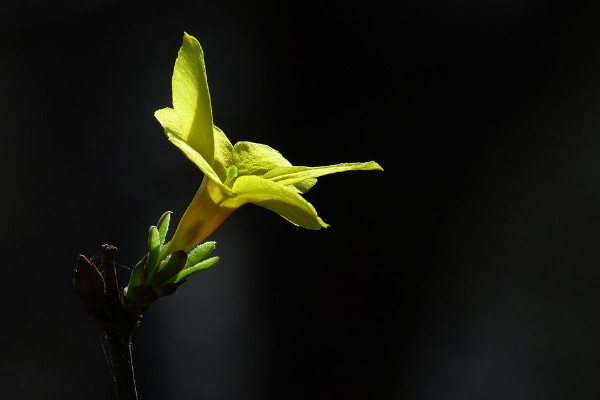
[147,226,161,277]
[128,254,148,289]
[157,211,172,246]
[155,281,185,297]
[127,285,159,308]
[153,250,187,287]
[173,256,219,283]
[185,241,216,268]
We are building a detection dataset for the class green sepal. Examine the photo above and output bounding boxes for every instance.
[185,241,216,268]
[153,250,187,287]
[173,256,219,283]
[157,211,172,246]
[155,281,186,297]
[127,285,159,309]
[147,225,161,277]
[127,254,148,289]
[223,164,238,187]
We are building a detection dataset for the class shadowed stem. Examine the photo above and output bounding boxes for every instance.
[102,326,138,400]
[98,245,141,400]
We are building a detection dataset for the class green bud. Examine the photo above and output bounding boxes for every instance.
[173,256,219,283]
[153,250,187,287]
[155,281,185,297]
[157,211,172,246]
[127,285,159,310]
[147,225,161,277]
[185,241,216,268]
[127,254,148,290]
[223,165,238,187]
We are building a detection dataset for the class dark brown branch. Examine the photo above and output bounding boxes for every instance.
[102,244,121,310]
[103,326,138,400]
[75,244,142,400]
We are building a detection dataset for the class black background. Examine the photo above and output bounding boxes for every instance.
[2,0,600,399]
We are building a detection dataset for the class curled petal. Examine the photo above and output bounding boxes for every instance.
[263,161,383,191]
[231,175,327,230]
[213,125,234,181]
[166,132,234,196]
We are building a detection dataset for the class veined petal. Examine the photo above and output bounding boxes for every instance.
[169,32,214,164]
[230,175,327,230]
[232,141,292,176]
[213,125,234,181]
[263,161,383,191]
[154,107,182,136]
[166,132,235,196]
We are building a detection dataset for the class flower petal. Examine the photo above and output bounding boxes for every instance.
[213,125,234,181]
[232,141,292,176]
[166,132,235,196]
[230,175,327,229]
[159,32,214,165]
[165,177,237,253]
[263,161,383,191]
[154,107,182,136]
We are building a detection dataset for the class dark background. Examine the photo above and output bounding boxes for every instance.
[2,0,600,399]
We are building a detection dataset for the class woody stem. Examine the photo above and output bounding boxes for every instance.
[98,244,140,400]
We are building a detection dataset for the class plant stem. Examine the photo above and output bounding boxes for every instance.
[98,244,141,400]
[75,244,143,399]
[102,326,138,400]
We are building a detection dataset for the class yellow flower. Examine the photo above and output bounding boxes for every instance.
[156,33,382,253]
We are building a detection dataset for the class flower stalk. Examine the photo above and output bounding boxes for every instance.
[101,324,138,400]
